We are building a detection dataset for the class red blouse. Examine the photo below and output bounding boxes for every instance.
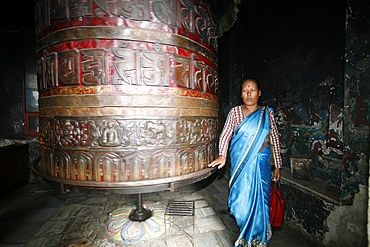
[218,106,282,168]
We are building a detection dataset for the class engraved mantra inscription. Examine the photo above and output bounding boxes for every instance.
[38,48,218,94]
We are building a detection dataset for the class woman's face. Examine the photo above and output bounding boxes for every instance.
[241,80,261,106]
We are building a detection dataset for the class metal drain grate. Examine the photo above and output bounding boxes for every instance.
[166,201,195,216]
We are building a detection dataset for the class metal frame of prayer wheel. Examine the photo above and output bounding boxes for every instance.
[33,0,219,194]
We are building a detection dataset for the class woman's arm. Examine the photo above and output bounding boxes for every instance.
[218,107,238,157]
[269,111,282,168]
[209,107,239,169]
[269,110,282,181]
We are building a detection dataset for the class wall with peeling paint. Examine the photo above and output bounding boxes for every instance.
[218,0,369,246]
[342,0,370,205]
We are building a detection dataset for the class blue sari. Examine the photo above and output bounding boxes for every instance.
[228,106,272,247]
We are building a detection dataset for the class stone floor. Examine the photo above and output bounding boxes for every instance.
[0,171,319,247]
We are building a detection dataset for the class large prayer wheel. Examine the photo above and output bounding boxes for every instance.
[34,0,219,193]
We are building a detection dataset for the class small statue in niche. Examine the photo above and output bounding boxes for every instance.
[99,121,121,147]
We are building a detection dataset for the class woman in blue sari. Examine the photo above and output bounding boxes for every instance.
[209,78,282,247]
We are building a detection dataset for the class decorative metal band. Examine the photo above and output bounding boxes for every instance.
[33,163,217,193]
[39,85,218,99]
[37,26,217,64]
[39,95,218,115]
[35,0,218,52]
[39,107,219,119]
[38,114,219,183]
[39,140,218,182]
[39,116,218,148]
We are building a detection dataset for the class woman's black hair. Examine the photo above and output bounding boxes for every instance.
[239,77,261,93]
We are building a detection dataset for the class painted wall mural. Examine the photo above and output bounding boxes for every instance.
[273,79,344,187]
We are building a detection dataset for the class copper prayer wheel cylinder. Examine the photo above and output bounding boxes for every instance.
[34,0,219,193]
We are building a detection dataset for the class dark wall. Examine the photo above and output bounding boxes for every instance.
[241,0,345,109]
[0,1,36,31]
[0,1,40,182]
[0,31,24,139]
[0,1,36,139]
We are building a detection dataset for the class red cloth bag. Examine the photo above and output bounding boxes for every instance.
[270,181,285,228]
